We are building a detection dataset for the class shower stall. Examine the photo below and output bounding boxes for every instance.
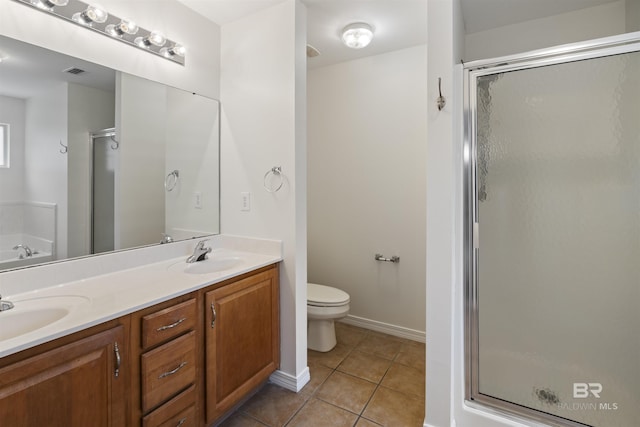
[463,34,640,426]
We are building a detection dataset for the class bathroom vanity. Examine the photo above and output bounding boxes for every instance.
[0,244,281,427]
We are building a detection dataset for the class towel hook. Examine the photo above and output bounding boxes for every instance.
[110,135,119,150]
[437,77,446,111]
[59,140,68,154]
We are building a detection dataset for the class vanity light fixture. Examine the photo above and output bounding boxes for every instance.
[11,0,186,65]
[341,22,374,49]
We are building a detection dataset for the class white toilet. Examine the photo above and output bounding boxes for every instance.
[307,283,350,352]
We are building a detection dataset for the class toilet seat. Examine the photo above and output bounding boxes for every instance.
[307,283,350,307]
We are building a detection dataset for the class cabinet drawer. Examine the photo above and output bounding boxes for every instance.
[142,385,196,427]
[142,299,196,349]
[142,331,196,413]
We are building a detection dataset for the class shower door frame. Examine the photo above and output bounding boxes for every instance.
[90,127,117,255]
[463,32,640,427]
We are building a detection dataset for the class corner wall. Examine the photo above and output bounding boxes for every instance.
[220,0,309,389]
[465,0,627,61]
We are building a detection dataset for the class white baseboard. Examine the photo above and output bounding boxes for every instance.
[269,367,310,392]
[340,315,426,343]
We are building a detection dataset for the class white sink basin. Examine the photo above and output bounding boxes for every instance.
[169,256,244,275]
[0,295,90,341]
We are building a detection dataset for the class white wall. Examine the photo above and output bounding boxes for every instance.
[465,0,627,61]
[628,0,640,32]
[165,89,220,239]
[307,46,427,337]
[0,95,25,203]
[425,0,463,425]
[115,73,166,250]
[220,0,309,389]
[67,84,115,258]
[25,83,68,259]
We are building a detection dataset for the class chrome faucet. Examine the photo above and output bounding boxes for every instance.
[187,240,212,263]
[0,295,15,312]
[13,244,33,259]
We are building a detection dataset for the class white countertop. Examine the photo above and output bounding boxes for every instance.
[0,246,281,358]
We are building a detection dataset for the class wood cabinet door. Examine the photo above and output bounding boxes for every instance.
[0,326,126,427]
[205,267,279,423]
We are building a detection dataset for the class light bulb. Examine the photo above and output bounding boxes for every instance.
[134,31,166,49]
[72,4,108,25]
[341,23,374,49]
[160,43,186,58]
[32,0,68,9]
[106,19,139,37]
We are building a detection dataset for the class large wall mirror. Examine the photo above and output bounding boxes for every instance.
[0,35,220,273]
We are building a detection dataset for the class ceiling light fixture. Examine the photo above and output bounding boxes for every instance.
[341,22,374,49]
[12,0,186,65]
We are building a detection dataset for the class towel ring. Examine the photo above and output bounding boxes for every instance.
[165,170,180,192]
[263,166,284,193]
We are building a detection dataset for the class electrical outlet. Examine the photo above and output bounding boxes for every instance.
[194,191,202,209]
[241,192,251,211]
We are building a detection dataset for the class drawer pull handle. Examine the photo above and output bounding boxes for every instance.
[210,303,217,329]
[176,417,187,427]
[114,342,121,378]
[156,317,187,332]
[158,361,187,379]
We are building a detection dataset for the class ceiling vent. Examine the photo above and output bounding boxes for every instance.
[63,67,86,75]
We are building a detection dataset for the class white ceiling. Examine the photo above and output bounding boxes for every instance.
[0,36,115,100]
[178,0,620,68]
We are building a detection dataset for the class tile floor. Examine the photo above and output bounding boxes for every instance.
[219,323,425,427]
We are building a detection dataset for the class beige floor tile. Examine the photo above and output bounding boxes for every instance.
[316,371,377,415]
[362,386,424,427]
[218,412,268,427]
[335,322,368,347]
[355,418,383,427]
[356,333,404,360]
[380,363,425,398]
[241,383,308,426]
[286,398,358,427]
[337,350,392,384]
[300,363,333,396]
[307,342,353,369]
[394,341,425,374]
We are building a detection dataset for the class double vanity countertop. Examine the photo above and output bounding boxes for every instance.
[0,236,282,358]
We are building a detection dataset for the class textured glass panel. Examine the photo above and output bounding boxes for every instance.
[476,51,640,427]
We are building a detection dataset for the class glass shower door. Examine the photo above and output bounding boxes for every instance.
[466,42,640,427]
[92,130,117,254]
